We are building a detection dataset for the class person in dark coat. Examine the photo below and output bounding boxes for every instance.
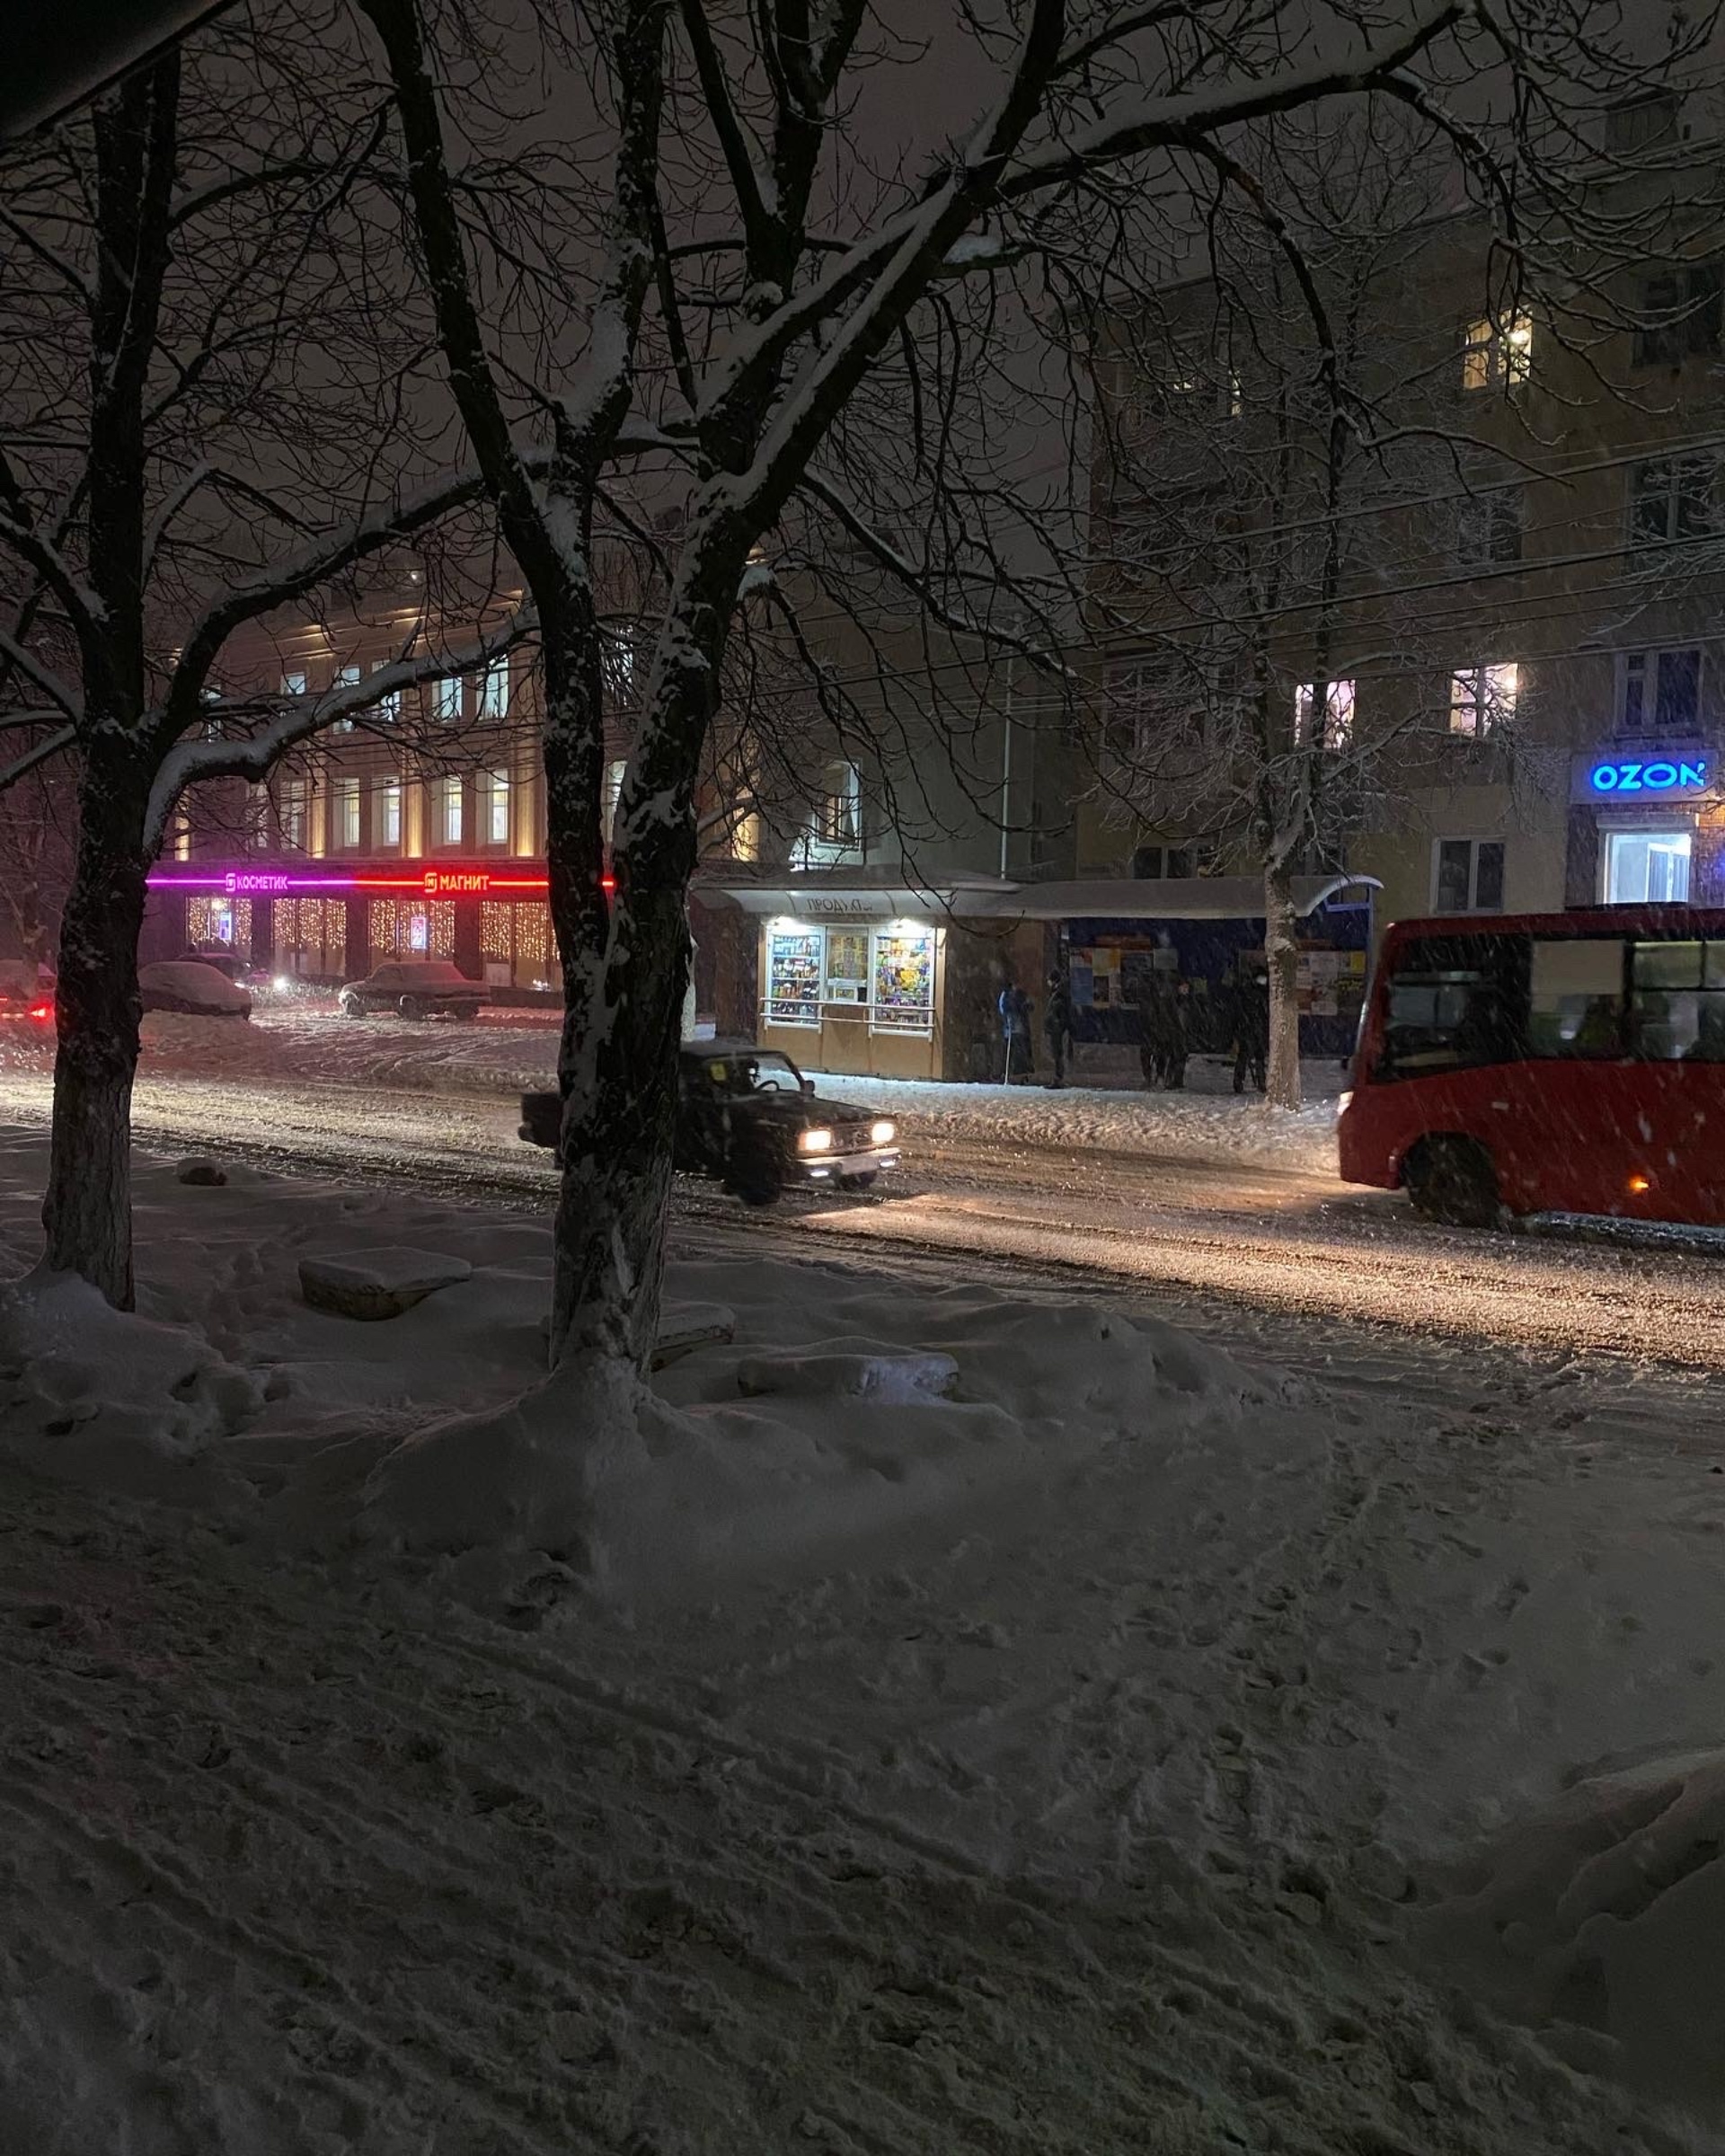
[998,979,1032,1083]
[1042,969,1075,1088]
[1232,960,1269,1094]
[1163,976,1191,1090]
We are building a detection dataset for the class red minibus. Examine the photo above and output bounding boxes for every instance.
[1339,907,1725,1225]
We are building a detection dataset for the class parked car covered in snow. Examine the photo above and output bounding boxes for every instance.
[518,1041,900,1206]
[0,959,53,1028]
[338,959,486,1022]
[138,959,253,1018]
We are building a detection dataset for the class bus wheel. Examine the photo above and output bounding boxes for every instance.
[1405,1137,1501,1228]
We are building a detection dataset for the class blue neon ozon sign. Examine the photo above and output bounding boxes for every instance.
[1569,744,1714,806]
[1588,755,1709,796]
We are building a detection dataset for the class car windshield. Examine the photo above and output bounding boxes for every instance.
[698,1052,803,1096]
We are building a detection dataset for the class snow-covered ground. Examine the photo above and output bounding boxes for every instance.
[0,1009,1345,1172]
[3,1127,1725,2150]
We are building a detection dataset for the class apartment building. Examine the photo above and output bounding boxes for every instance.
[1083,128,1725,978]
[145,576,585,994]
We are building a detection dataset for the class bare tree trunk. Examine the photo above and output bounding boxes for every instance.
[549,884,688,1373]
[547,588,712,1377]
[40,751,150,1304]
[1263,858,1302,1112]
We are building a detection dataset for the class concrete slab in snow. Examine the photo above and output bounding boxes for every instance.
[298,1248,473,1321]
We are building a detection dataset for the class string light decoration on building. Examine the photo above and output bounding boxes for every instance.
[516,902,550,975]
[481,901,513,966]
[368,899,397,959]
[429,902,456,957]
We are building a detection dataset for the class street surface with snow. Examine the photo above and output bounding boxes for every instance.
[4,1012,1725,2150]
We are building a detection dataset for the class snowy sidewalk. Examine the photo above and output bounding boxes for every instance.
[1,1127,1721,2150]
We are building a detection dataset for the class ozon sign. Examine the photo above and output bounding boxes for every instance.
[1571,747,1713,804]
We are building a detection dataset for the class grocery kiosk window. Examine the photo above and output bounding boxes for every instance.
[824,928,870,1004]
[766,928,822,1025]
[871,928,935,1033]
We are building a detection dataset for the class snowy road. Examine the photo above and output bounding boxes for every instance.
[2,1033,1723,1377]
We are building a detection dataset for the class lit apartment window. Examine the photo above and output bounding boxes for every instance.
[439,774,464,846]
[280,776,307,851]
[1448,663,1519,738]
[279,669,307,697]
[1620,647,1703,731]
[244,783,269,853]
[377,775,402,848]
[1455,489,1522,567]
[1294,679,1356,749]
[1630,455,1720,545]
[1460,310,1533,392]
[370,658,402,724]
[484,767,510,846]
[335,774,361,850]
[172,809,191,862]
[479,660,509,720]
[1435,838,1505,914]
[435,675,462,723]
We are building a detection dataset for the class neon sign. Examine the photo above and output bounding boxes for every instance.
[147,864,615,896]
[1588,756,1709,795]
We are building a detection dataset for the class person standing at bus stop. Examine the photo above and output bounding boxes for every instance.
[1043,969,1075,1088]
[999,977,1033,1084]
[1232,960,1269,1094]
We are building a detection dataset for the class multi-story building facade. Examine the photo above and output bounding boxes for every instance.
[1083,136,1725,1012]
[144,576,623,996]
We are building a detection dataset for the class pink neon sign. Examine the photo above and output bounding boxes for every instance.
[147,864,609,897]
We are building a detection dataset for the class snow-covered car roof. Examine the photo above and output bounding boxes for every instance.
[138,959,252,1013]
[358,960,476,986]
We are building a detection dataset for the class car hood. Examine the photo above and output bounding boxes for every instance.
[723,1092,876,1128]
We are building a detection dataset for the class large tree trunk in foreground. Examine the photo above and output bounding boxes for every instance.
[549,881,689,1374]
[40,755,151,1306]
[1264,858,1302,1112]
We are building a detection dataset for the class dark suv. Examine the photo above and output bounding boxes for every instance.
[339,959,486,1021]
[518,1041,901,1206]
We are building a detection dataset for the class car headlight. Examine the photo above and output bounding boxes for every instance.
[870,1118,896,1145]
[798,1127,835,1154]
[272,975,290,993]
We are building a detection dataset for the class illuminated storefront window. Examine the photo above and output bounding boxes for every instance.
[871,928,935,1033]
[766,929,822,1025]
[823,928,870,1005]
[187,896,252,957]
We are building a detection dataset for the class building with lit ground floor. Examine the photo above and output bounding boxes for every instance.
[142,859,564,997]
[695,869,1380,1079]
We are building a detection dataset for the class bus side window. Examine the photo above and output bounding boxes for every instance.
[1375,933,1524,1080]
[1631,940,1725,1061]
[1528,938,1627,1058]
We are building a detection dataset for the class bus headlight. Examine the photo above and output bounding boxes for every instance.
[798,1127,835,1153]
[870,1118,896,1145]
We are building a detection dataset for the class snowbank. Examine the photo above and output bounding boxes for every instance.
[1,1124,1722,2150]
[358,1264,1266,1600]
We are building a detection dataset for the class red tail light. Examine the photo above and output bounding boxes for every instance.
[28,1002,52,1022]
